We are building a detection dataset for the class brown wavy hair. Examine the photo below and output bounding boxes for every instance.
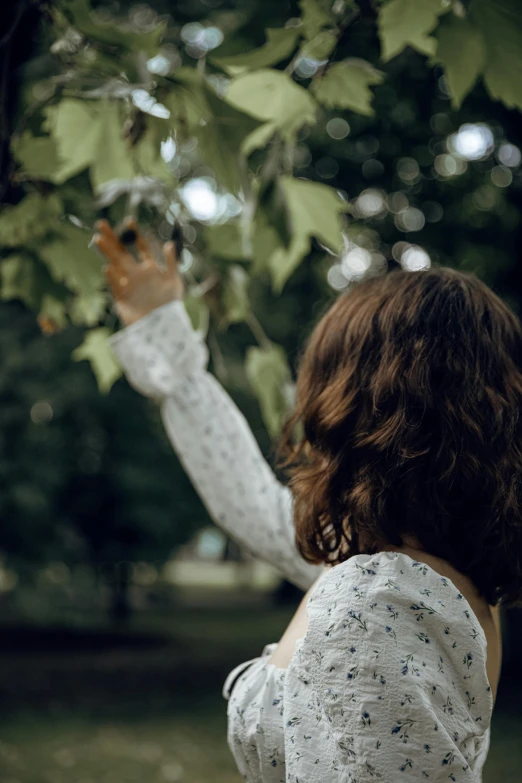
[278,266,522,606]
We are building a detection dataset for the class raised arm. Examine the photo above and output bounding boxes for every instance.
[96,219,322,591]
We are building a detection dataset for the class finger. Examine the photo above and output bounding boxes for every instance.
[163,241,178,275]
[95,233,134,271]
[95,219,125,249]
[104,263,130,296]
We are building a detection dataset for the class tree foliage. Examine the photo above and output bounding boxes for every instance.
[1,0,522,439]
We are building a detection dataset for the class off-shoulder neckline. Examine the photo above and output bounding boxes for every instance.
[264,549,493,714]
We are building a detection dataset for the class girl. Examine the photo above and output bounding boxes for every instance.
[95,219,518,782]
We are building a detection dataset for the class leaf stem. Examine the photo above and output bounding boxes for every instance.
[245,311,272,350]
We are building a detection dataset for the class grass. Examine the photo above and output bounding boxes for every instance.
[0,595,520,782]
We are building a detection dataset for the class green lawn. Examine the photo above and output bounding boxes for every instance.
[0,597,520,782]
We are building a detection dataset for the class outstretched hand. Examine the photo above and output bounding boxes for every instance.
[94,218,184,327]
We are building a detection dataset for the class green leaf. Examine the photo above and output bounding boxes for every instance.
[11,131,61,181]
[311,58,384,115]
[211,27,300,73]
[378,0,448,61]
[72,327,122,393]
[64,0,165,56]
[0,255,40,309]
[299,0,335,40]
[435,14,485,109]
[245,344,293,438]
[69,292,108,326]
[203,222,247,260]
[242,123,278,156]
[90,102,135,191]
[166,75,261,193]
[299,30,338,60]
[131,117,172,182]
[39,294,68,329]
[269,176,350,292]
[0,253,69,310]
[470,0,522,111]
[226,69,317,142]
[197,87,261,193]
[222,265,250,324]
[183,295,210,337]
[39,224,105,294]
[44,99,102,183]
[251,208,284,277]
[0,193,62,248]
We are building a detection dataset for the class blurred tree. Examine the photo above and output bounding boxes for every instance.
[1,0,521,434]
[0,299,213,619]
[1,0,522,596]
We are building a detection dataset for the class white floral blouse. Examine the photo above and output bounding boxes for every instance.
[108,300,493,783]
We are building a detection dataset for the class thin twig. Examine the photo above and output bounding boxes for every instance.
[245,311,272,350]
[0,0,28,48]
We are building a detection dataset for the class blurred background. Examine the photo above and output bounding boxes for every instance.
[1,0,522,781]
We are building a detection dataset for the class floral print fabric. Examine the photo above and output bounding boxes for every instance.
[225,552,492,783]
[108,299,321,591]
[109,302,492,783]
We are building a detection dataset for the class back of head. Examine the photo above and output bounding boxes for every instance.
[279,266,522,606]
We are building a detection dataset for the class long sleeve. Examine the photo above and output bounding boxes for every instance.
[108,299,323,591]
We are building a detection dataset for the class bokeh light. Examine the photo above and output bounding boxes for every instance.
[327,263,349,291]
[355,188,387,218]
[180,178,219,222]
[497,143,521,168]
[295,56,324,78]
[395,207,425,232]
[491,165,513,188]
[400,244,431,271]
[161,137,177,162]
[449,123,494,161]
[341,246,373,278]
[326,118,350,139]
[315,157,339,179]
[131,89,170,118]
[397,157,420,184]
[30,401,53,424]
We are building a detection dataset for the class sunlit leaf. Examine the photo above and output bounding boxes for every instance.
[90,102,135,191]
[242,123,278,156]
[245,344,293,437]
[299,29,337,59]
[311,58,384,115]
[435,14,485,109]
[299,0,335,40]
[183,295,210,337]
[39,224,105,294]
[378,0,448,61]
[222,265,250,324]
[197,87,261,193]
[226,69,317,141]
[203,222,247,260]
[11,132,61,181]
[251,207,285,276]
[72,327,122,393]
[64,0,166,56]
[0,255,41,309]
[211,27,300,72]
[268,176,350,292]
[470,0,522,112]
[167,74,261,193]
[132,117,172,182]
[44,99,102,183]
[39,294,68,329]
[0,193,62,248]
[69,291,108,326]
